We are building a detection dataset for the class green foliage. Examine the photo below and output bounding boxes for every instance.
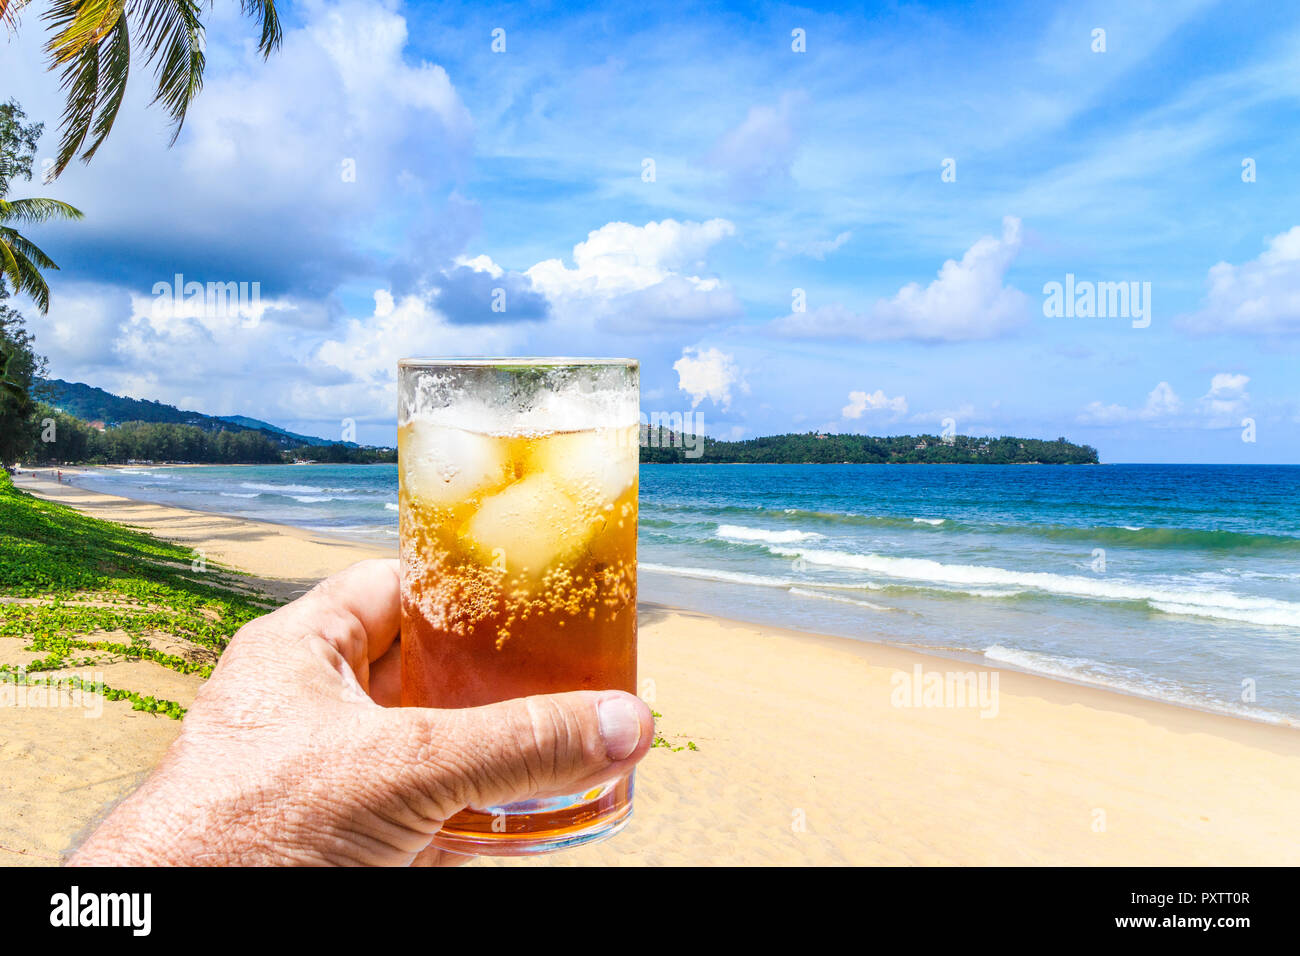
[0,286,45,464]
[288,444,397,464]
[0,100,84,314]
[649,709,698,752]
[22,403,285,464]
[36,378,343,448]
[0,470,277,718]
[641,428,1099,465]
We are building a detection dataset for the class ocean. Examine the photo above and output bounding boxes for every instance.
[69,462,1300,725]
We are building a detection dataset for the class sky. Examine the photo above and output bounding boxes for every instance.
[2,0,1299,462]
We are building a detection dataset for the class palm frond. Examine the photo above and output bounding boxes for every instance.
[0,228,60,271]
[0,198,86,224]
[0,235,51,313]
[240,0,281,57]
[134,0,205,147]
[1,0,33,34]
[41,0,122,62]
[83,12,130,161]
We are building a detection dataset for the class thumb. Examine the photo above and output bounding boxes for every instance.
[380,691,654,819]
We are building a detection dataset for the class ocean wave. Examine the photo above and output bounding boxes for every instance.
[240,482,325,494]
[219,492,259,499]
[288,494,358,503]
[640,563,796,590]
[715,524,823,544]
[674,502,1300,553]
[384,502,399,512]
[768,545,1300,629]
[983,645,1297,726]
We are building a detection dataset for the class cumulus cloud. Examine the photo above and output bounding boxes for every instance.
[16,0,474,298]
[1079,376,1250,428]
[673,347,744,409]
[1197,373,1251,427]
[1181,227,1300,335]
[1078,381,1183,424]
[524,219,741,331]
[842,389,908,420]
[770,217,1030,342]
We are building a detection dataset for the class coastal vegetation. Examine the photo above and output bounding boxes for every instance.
[641,429,1099,465]
[0,469,275,718]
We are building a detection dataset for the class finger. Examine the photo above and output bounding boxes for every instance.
[373,690,654,820]
[369,638,402,708]
[249,559,401,671]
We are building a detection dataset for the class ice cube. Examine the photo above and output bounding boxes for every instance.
[461,473,604,577]
[400,422,513,508]
[528,426,638,510]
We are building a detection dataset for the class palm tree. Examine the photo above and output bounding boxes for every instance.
[0,103,84,313]
[0,0,282,179]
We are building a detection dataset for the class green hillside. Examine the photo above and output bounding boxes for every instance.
[34,379,343,449]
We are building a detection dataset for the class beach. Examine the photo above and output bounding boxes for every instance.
[6,468,1300,866]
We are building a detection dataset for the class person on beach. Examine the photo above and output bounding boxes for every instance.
[68,559,653,866]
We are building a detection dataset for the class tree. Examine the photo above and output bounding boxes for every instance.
[0,100,83,313]
[0,285,45,465]
[1,0,283,178]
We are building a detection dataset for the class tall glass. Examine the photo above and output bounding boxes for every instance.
[398,358,639,855]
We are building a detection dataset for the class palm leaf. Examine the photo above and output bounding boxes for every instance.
[240,0,281,57]
[1,0,31,32]
[134,0,205,146]
[0,235,51,313]
[0,228,60,271]
[0,198,85,224]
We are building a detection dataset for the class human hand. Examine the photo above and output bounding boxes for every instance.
[70,559,653,866]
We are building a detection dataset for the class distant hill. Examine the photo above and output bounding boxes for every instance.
[33,378,348,450]
[640,428,1099,465]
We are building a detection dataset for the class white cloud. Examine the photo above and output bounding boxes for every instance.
[524,219,741,331]
[673,347,744,409]
[1078,381,1183,424]
[1181,227,1300,335]
[1197,373,1251,427]
[770,217,1030,342]
[1078,376,1250,429]
[842,389,908,420]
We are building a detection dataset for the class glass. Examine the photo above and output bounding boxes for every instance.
[397,358,640,854]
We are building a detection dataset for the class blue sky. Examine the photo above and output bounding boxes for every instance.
[3,0,1299,461]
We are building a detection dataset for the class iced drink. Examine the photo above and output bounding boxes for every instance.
[398,359,639,854]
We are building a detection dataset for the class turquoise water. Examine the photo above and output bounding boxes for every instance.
[71,463,1300,724]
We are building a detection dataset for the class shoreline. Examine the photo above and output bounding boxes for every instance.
[7,469,1300,864]
[18,466,1300,730]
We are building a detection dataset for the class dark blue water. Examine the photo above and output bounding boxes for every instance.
[71,463,1300,724]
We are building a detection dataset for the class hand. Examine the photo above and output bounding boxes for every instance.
[69,559,653,866]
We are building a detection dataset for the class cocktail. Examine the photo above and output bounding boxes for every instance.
[397,358,639,854]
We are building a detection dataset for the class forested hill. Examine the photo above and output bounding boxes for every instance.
[640,430,1099,464]
[35,378,341,449]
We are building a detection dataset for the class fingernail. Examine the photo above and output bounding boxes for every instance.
[597,696,641,761]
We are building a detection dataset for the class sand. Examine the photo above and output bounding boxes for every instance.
[6,468,1300,865]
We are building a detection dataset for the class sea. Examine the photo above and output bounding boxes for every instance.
[67,462,1300,725]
